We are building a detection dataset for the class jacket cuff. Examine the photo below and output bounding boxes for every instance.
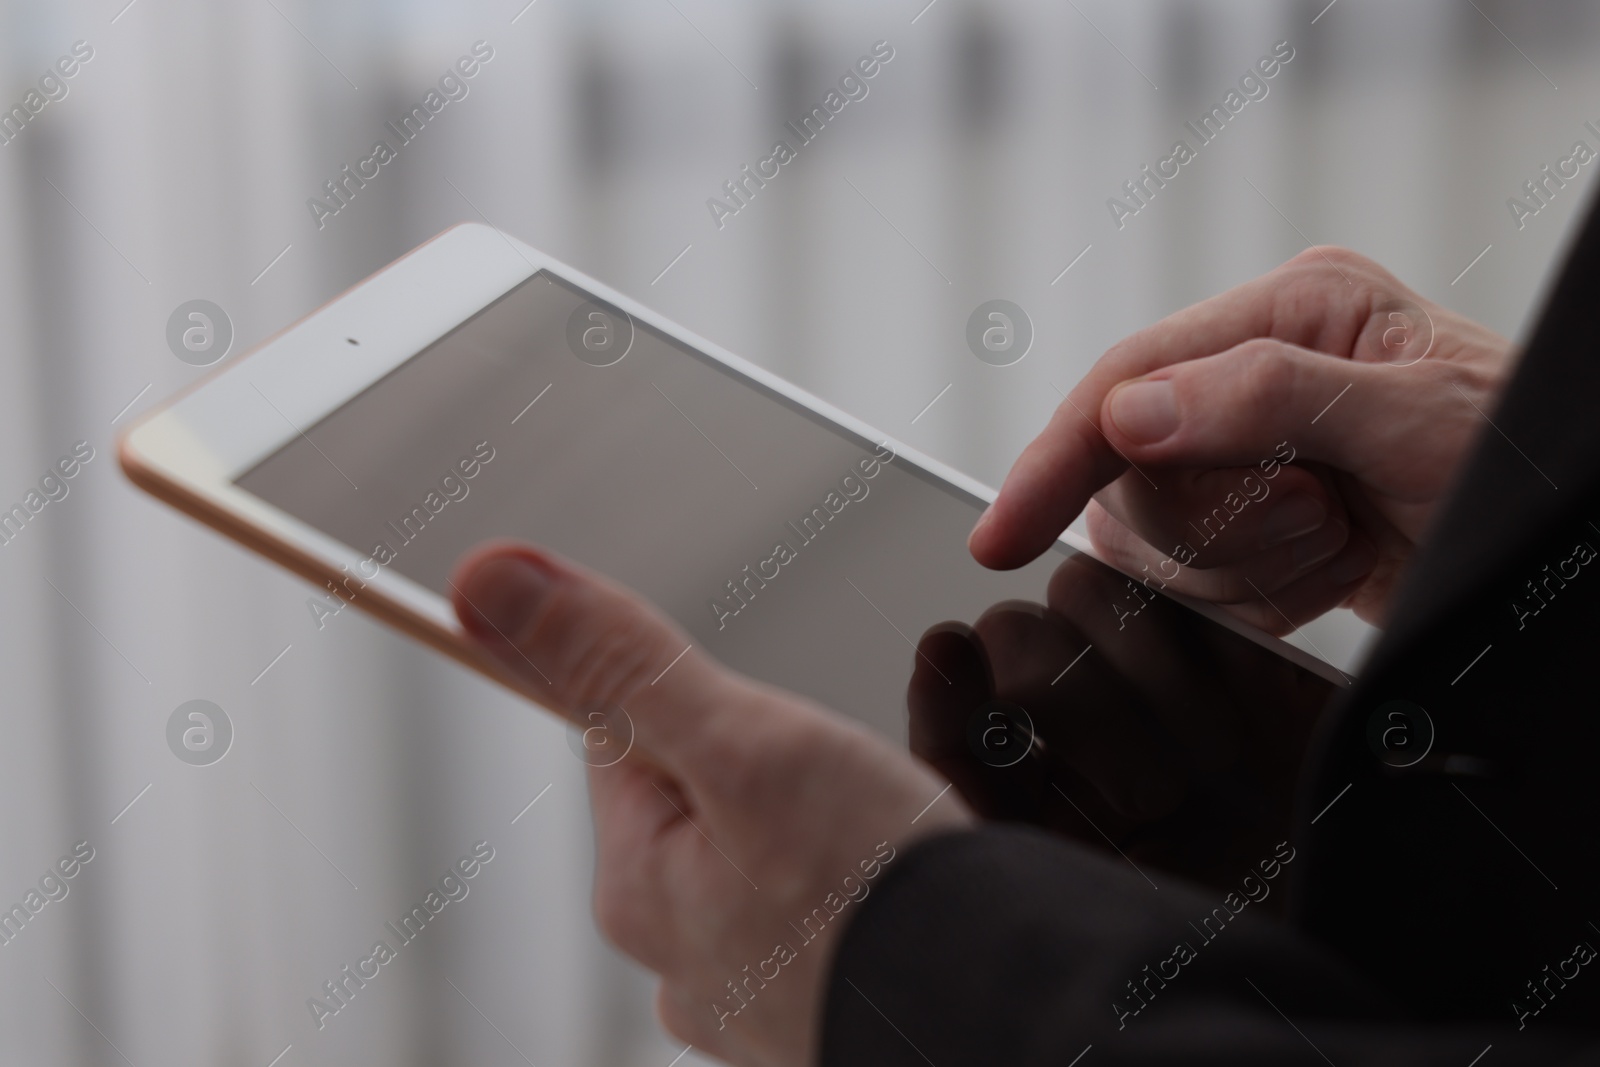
[819,825,1167,1065]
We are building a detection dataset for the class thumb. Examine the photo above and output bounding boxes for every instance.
[449,540,733,770]
[1101,338,1453,495]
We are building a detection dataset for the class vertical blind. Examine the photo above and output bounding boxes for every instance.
[0,1,1594,1063]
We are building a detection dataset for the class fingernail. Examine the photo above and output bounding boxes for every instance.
[1291,521,1346,572]
[1327,539,1378,585]
[1260,494,1327,547]
[461,555,552,643]
[1107,380,1177,444]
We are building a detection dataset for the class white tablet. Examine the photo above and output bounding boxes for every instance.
[120,222,1343,741]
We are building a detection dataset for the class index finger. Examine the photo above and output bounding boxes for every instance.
[968,248,1389,570]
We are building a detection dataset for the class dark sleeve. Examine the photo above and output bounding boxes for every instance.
[820,826,1593,1066]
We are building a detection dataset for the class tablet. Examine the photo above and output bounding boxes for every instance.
[119,223,1343,744]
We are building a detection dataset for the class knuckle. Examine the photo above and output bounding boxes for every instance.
[1097,336,1144,378]
[1285,244,1370,275]
[1408,356,1455,393]
[1407,358,1486,429]
[1226,338,1297,412]
[1420,355,1489,396]
[1087,506,1168,575]
[1284,246,1413,318]
[1085,502,1133,558]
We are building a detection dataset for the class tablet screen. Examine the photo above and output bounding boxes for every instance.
[236,270,1334,758]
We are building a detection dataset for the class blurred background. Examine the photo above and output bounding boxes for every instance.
[1,0,1596,1063]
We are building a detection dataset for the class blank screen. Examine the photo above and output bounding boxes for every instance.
[237,271,1333,748]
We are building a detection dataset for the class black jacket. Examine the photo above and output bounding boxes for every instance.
[822,201,1600,1064]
